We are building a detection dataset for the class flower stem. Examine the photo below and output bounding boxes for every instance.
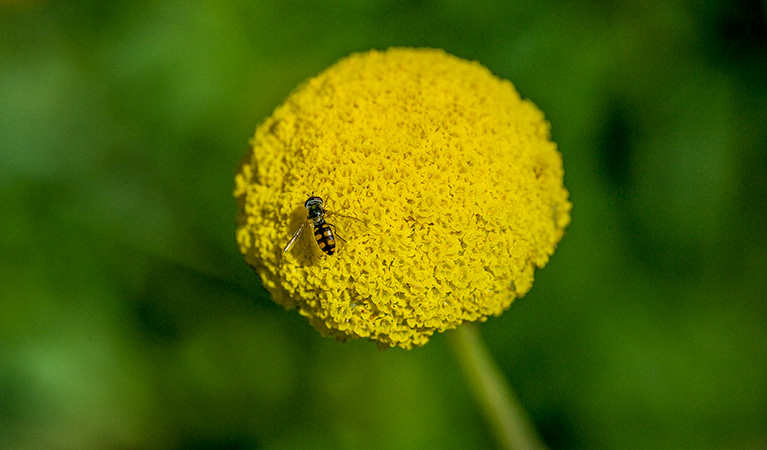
[446,323,548,450]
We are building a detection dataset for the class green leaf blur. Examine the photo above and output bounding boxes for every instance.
[1,1,765,449]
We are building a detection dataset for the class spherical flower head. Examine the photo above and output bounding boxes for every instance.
[234,48,571,349]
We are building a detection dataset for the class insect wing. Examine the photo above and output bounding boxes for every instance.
[325,210,367,228]
[283,220,308,253]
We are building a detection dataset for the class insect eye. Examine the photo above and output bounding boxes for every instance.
[305,196,323,208]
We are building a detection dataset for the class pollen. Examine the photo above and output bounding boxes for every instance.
[234,48,571,349]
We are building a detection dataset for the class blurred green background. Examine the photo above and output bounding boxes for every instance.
[2,0,766,449]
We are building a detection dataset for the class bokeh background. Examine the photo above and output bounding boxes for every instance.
[2,0,766,449]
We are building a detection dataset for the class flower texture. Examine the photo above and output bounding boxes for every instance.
[234,48,571,349]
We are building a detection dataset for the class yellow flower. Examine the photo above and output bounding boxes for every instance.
[234,48,571,349]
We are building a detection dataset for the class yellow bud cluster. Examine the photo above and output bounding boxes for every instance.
[234,48,571,349]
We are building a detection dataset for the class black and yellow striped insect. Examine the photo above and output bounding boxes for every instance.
[283,195,340,256]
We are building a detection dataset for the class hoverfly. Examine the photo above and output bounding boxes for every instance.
[283,194,363,256]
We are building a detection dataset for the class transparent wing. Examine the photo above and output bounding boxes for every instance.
[323,196,366,227]
[326,210,367,227]
[283,220,308,253]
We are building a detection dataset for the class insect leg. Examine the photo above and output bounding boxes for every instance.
[326,222,347,244]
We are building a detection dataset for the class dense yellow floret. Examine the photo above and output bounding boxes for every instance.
[234,48,571,349]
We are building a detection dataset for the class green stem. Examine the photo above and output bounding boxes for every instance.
[446,323,548,450]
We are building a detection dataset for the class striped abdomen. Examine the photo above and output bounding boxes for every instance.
[313,221,336,255]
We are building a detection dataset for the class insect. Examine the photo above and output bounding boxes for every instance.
[283,194,346,256]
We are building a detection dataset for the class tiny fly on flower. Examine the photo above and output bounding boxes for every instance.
[283,194,364,256]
